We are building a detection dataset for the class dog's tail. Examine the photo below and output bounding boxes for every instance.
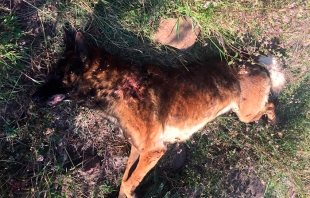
[258,55,286,96]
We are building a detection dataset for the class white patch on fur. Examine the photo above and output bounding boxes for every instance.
[163,122,207,143]
[258,55,286,96]
[216,102,239,116]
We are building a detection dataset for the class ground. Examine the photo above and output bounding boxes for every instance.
[1,0,309,197]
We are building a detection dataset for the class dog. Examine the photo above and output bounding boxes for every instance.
[33,31,285,198]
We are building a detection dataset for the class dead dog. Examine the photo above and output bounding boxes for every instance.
[33,31,285,198]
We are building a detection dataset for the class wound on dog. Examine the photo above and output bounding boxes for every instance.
[115,75,147,102]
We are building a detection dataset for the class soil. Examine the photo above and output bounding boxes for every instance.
[224,169,266,198]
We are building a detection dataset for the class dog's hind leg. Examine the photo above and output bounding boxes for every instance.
[118,146,166,198]
[263,102,278,125]
[236,101,277,124]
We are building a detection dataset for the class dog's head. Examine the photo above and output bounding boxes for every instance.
[33,31,91,106]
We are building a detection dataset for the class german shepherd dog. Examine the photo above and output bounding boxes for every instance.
[33,31,285,198]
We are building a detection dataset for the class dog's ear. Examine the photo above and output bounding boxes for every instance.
[75,32,89,63]
[63,24,76,52]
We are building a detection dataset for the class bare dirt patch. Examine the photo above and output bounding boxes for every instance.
[224,169,266,198]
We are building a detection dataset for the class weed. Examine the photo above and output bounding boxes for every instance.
[3,120,20,138]
[0,13,28,103]
[0,14,26,70]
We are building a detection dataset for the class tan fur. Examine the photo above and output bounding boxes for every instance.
[33,33,285,198]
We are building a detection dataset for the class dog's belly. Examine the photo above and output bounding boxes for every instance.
[161,102,238,143]
[162,121,208,143]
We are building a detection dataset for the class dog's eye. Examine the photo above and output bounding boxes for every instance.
[70,71,74,75]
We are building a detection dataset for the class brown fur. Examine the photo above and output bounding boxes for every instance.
[33,32,284,198]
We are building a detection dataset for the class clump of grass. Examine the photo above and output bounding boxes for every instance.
[0,14,28,101]
[0,14,26,70]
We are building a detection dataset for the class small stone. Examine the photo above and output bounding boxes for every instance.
[153,17,200,50]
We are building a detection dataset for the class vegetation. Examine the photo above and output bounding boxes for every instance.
[0,14,28,101]
[0,0,309,197]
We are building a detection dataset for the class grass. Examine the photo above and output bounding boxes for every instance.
[0,14,27,102]
[0,0,309,197]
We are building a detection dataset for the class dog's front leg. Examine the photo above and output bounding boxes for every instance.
[118,147,166,198]
[118,145,140,198]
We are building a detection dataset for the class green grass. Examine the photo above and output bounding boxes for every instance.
[0,0,309,197]
[0,14,28,102]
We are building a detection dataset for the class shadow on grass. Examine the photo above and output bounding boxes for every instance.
[264,74,310,196]
[88,0,223,68]
[277,73,310,152]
